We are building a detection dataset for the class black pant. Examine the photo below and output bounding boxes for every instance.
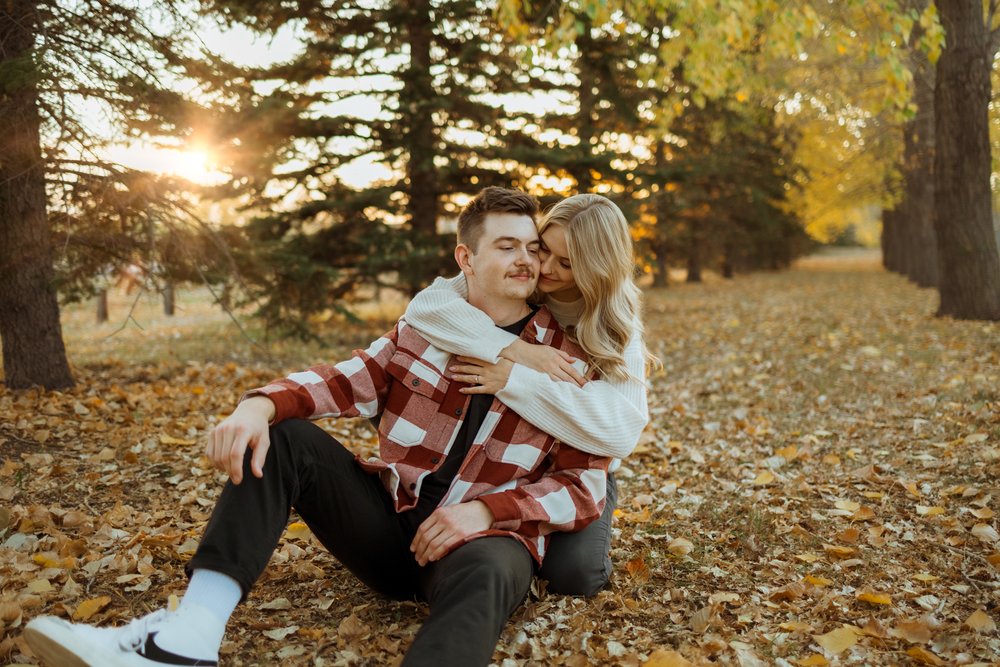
[189,420,533,667]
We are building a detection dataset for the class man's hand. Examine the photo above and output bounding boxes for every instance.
[410,501,494,566]
[205,396,276,484]
[501,339,586,386]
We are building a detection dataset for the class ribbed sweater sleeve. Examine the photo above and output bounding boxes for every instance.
[495,327,649,459]
[402,274,517,363]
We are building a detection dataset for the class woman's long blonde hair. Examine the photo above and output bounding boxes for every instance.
[539,194,653,382]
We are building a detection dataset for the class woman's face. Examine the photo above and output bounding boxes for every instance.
[537,224,582,301]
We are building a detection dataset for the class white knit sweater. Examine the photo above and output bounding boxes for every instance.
[402,274,649,460]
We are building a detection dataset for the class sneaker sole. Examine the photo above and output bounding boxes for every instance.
[24,617,118,667]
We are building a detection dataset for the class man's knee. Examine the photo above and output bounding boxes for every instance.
[541,556,609,597]
[432,539,532,605]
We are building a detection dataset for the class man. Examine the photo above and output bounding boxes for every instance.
[24,187,611,667]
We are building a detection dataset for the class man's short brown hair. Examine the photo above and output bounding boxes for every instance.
[457,187,539,252]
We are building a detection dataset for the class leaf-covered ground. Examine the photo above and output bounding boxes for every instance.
[1,251,998,666]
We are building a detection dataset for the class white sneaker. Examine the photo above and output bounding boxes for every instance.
[24,607,219,667]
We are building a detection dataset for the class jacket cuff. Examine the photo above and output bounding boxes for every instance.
[478,492,521,527]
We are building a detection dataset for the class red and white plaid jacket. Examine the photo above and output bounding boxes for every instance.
[245,306,610,564]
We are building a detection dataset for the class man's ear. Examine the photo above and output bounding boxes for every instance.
[455,243,475,275]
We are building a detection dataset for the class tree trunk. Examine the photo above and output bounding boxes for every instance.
[400,0,441,291]
[894,0,938,288]
[0,1,74,390]
[685,236,702,283]
[574,16,595,193]
[163,283,175,316]
[96,289,109,323]
[932,0,1000,319]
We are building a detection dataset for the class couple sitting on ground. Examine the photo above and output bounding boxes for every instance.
[25,186,652,667]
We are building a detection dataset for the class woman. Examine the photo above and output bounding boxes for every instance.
[404,193,655,596]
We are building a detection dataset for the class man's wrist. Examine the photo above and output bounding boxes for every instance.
[240,395,276,422]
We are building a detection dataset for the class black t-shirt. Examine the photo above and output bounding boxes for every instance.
[399,306,537,532]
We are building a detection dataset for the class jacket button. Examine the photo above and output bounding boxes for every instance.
[411,379,420,386]
[431,457,440,464]
[454,408,462,416]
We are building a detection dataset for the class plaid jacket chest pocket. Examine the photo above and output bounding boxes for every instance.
[383,350,451,447]
[482,414,556,472]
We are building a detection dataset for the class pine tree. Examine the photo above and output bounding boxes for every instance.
[0,1,197,389]
[199,0,544,330]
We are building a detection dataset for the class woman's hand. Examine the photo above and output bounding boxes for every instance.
[449,357,514,394]
[501,339,587,386]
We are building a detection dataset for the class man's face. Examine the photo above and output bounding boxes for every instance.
[462,213,540,301]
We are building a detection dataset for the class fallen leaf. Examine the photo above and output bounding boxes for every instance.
[263,625,299,641]
[889,619,932,644]
[260,597,292,611]
[912,573,939,583]
[668,537,694,557]
[286,522,312,541]
[73,596,111,621]
[851,506,876,521]
[916,505,945,517]
[905,647,943,665]
[795,655,828,666]
[752,471,775,486]
[804,575,832,587]
[964,609,996,633]
[779,621,813,633]
[159,434,196,446]
[971,523,999,543]
[338,614,369,641]
[822,544,855,559]
[814,625,859,654]
[26,579,53,593]
[644,649,693,667]
[834,500,860,512]
[856,590,892,606]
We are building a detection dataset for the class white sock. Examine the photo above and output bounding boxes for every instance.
[148,569,241,658]
[180,569,242,627]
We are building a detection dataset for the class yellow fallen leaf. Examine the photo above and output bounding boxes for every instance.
[795,655,828,666]
[965,609,996,633]
[836,527,860,543]
[835,500,860,512]
[822,544,855,559]
[776,445,798,460]
[861,491,884,499]
[814,625,859,654]
[32,553,76,569]
[668,537,694,557]
[987,552,1000,568]
[851,506,876,521]
[286,521,312,540]
[804,575,832,587]
[643,649,693,667]
[822,454,841,466]
[752,470,775,486]
[160,434,196,446]
[27,579,53,593]
[889,619,931,643]
[912,573,939,583]
[625,557,650,582]
[73,595,111,621]
[916,505,945,517]
[856,590,892,605]
[903,481,921,498]
[779,621,813,633]
[970,507,995,519]
[905,647,943,665]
